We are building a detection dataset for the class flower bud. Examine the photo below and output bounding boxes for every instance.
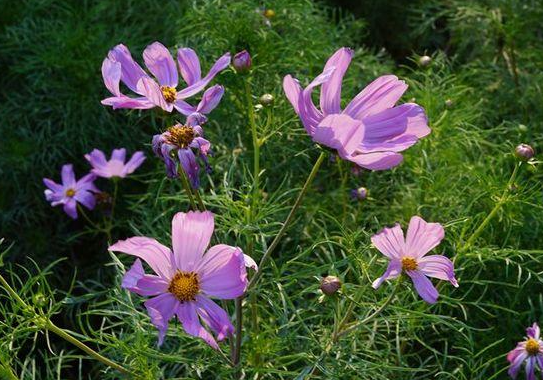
[445,99,454,108]
[263,9,276,18]
[350,187,368,201]
[32,293,48,308]
[419,55,432,67]
[515,144,535,161]
[259,93,274,106]
[320,275,341,296]
[233,50,251,73]
[518,124,528,133]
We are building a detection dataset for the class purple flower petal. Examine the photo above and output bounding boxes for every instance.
[177,48,202,86]
[101,96,155,109]
[347,150,404,170]
[195,295,234,341]
[101,58,121,97]
[171,211,214,272]
[43,178,63,193]
[173,99,197,115]
[371,223,405,260]
[407,270,439,304]
[136,77,172,112]
[283,75,302,115]
[143,42,178,87]
[196,85,224,114]
[319,47,353,114]
[122,259,169,296]
[197,244,247,299]
[372,259,401,289]
[108,44,149,94]
[527,323,541,340]
[122,151,146,176]
[508,346,528,378]
[405,216,445,259]
[74,190,96,210]
[243,254,258,271]
[144,293,179,346]
[63,199,78,219]
[313,113,364,158]
[176,302,219,349]
[176,52,230,99]
[61,164,76,187]
[526,356,536,380]
[417,255,458,287]
[109,237,174,280]
[343,75,408,120]
[111,148,126,162]
[178,148,200,188]
[298,67,335,136]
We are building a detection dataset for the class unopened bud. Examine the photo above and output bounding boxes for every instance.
[518,124,528,133]
[320,275,341,295]
[419,55,432,67]
[515,144,535,161]
[350,187,368,201]
[263,9,276,18]
[445,99,454,108]
[259,93,274,106]
[32,293,48,308]
[233,50,251,73]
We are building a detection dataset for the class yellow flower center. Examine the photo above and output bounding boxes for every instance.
[65,188,76,197]
[160,86,177,103]
[168,272,200,302]
[401,257,418,271]
[526,338,540,355]
[166,125,195,149]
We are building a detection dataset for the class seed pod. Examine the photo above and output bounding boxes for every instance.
[320,275,341,296]
[419,55,432,67]
[259,93,274,106]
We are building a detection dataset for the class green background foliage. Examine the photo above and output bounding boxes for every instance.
[0,0,542,378]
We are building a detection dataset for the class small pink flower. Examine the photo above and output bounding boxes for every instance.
[371,216,458,304]
[85,148,145,179]
[43,164,99,219]
[109,211,256,348]
[508,323,543,380]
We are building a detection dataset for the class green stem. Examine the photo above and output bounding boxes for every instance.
[178,169,197,211]
[462,162,521,253]
[232,297,243,370]
[192,187,206,212]
[0,274,138,378]
[245,81,260,215]
[248,151,326,290]
[76,204,102,232]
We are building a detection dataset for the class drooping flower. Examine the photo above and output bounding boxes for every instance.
[371,216,458,303]
[283,48,430,170]
[507,323,543,380]
[152,120,211,189]
[101,42,230,121]
[109,211,256,348]
[85,148,145,179]
[43,164,99,219]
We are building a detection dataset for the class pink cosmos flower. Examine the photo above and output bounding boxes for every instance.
[371,216,458,303]
[101,42,230,121]
[508,323,543,380]
[109,211,257,348]
[283,47,430,170]
[43,164,99,219]
[85,148,145,179]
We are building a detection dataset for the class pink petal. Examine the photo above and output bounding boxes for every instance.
[136,77,172,112]
[528,323,541,339]
[108,44,148,94]
[85,149,108,169]
[171,211,214,272]
[347,151,404,170]
[101,58,121,97]
[176,302,218,349]
[508,347,528,378]
[343,75,408,120]
[111,148,126,162]
[177,48,202,86]
[243,254,258,271]
[109,237,174,279]
[197,244,247,299]
[176,52,230,99]
[370,223,405,259]
[122,259,169,296]
[372,259,401,289]
[143,42,178,87]
[195,295,234,341]
[407,270,439,304]
[405,216,445,258]
[173,99,197,115]
[196,85,224,114]
[101,96,155,109]
[122,151,146,176]
[417,255,458,287]
[144,293,179,346]
[313,113,364,158]
[299,67,335,136]
[319,47,353,114]
[283,74,302,115]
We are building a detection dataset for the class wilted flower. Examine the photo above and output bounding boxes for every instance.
[515,144,535,161]
[351,187,368,200]
[507,323,543,379]
[109,211,256,348]
[419,55,432,67]
[43,164,99,219]
[101,42,230,119]
[320,275,341,295]
[152,122,211,188]
[371,216,458,304]
[233,50,251,73]
[284,48,430,170]
[85,148,145,179]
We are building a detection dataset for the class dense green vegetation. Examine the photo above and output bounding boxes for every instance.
[1,0,542,378]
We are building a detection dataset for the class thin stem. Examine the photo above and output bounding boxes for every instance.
[248,151,326,290]
[245,80,260,215]
[77,204,101,231]
[192,187,206,212]
[462,162,521,253]
[232,297,243,369]
[178,169,197,211]
[110,179,119,220]
[0,273,138,378]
